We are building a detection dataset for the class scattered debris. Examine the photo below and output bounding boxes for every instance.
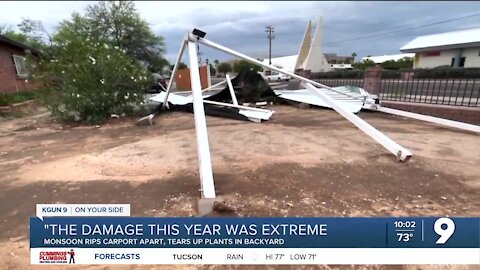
[136,114,155,126]
[206,68,278,104]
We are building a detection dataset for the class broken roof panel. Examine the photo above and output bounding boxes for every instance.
[274,86,365,113]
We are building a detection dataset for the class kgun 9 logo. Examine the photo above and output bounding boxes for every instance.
[434,218,455,244]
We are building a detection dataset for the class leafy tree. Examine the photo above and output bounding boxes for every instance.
[178,62,187,69]
[351,52,357,64]
[233,59,262,73]
[209,63,216,76]
[171,62,187,70]
[353,59,375,70]
[0,21,47,50]
[18,18,52,46]
[0,25,28,43]
[56,0,167,72]
[216,62,232,75]
[213,59,219,66]
[381,57,413,70]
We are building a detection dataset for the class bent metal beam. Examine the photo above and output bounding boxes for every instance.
[192,32,412,161]
[304,83,412,161]
[187,39,216,199]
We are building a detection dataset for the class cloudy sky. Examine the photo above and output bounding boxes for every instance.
[1,1,480,64]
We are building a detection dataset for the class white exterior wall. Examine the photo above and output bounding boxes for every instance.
[463,47,480,68]
[414,47,480,68]
[414,49,456,68]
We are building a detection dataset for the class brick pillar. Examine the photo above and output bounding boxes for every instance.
[362,66,383,95]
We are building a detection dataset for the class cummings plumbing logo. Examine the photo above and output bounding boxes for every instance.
[39,249,75,264]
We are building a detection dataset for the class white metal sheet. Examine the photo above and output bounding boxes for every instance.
[239,109,274,121]
[150,91,215,105]
[274,86,365,113]
[150,92,274,122]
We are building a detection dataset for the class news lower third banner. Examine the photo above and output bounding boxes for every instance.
[30,212,479,264]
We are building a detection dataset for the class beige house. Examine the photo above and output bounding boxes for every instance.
[400,28,480,69]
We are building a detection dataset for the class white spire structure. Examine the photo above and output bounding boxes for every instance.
[295,20,312,70]
[302,17,331,72]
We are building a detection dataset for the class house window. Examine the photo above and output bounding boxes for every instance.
[451,57,466,67]
[13,55,29,78]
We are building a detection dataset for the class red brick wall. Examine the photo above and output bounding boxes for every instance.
[362,66,383,95]
[0,42,42,93]
[381,101,480,125]
[175,65,210,91]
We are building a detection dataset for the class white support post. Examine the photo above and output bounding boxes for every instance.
[373,106,480,133]
[304,83,413,161]
[163,35,188,109]
[226,74,238,105]
[187,40,216,199]
[203,100,274,113]
[197,36,365,100]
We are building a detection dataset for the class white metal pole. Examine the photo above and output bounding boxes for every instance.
[374,106,480,133]
[304,83,413,161]
[187,40,216,199]
[163,35,188,109]
[202,78,227,92]
[226,74,238,105]
[203,100,274,113]
[197,36,364,100]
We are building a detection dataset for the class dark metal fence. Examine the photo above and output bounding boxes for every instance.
[312,70,364,88]
[310,69,480,107]
[315,78,364,88]
[379,70,480,107]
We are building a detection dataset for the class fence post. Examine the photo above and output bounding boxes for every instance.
[363,66,383,95]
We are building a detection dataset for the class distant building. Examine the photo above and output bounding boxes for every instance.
[262,18,331,73]
[0,35,41,93]
[400,28,480,69]
[325,53,354,69]
[361,53,415,64]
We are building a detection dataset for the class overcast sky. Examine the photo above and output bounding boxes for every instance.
[1,1,480,64]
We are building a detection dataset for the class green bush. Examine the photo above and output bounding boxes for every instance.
[34,37,151,124]
[233,60,262,73]
[0,88,55,106]
[0,91,35,106]
[411,68,480,79]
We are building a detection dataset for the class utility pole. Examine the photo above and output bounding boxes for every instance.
[197,42,203,65]
[265,26,275,66]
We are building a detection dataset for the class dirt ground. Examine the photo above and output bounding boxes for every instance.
[0,105,479,270]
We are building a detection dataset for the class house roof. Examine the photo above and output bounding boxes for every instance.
[400,28,480,53]
[362,53,415,64]
[0,34,41,55]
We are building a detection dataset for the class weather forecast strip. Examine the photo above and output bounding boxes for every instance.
[30,217,480,264]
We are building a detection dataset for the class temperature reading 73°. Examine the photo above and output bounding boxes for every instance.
[397,232,413,242]
[434,217,455,244]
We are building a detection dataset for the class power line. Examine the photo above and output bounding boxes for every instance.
[323,11,480,46]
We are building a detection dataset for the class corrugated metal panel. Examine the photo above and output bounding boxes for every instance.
[274,86,365,113]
